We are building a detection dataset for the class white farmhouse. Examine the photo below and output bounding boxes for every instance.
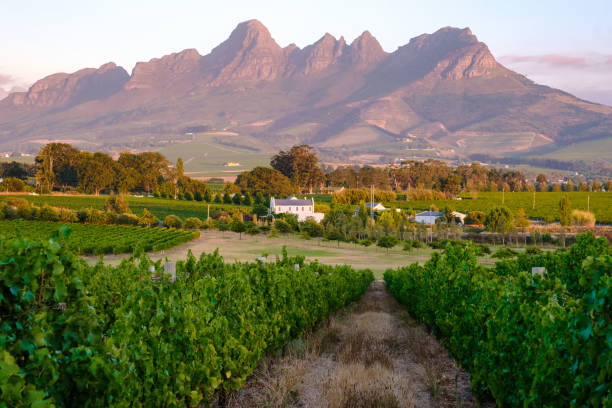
[415,211,443,225]
[270,196,325,223]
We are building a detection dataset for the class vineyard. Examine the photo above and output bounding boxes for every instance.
[387,191,612,223]
[385,233,611,406]
[0,220,200,254]
[0,195,248,220]
[0,231,374,407]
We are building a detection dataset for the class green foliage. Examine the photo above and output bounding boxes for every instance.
[491,247,518,259]
[377,235,398,253]
[273,219,292,233]
[184,217,203,229]
[0,220,198,255]
[385,235,611,407]
[484,206,514,234]
[164,215,183,229]
[138,208,158,227]
[1,233,374,407]
[388,191,612,224]
[0,176,26,192]
[560,195,572,226]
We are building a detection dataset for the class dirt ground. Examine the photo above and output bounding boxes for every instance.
[222,280,487,408]
[84,230,497,277]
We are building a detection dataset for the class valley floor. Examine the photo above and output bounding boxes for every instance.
[222,281,486,408]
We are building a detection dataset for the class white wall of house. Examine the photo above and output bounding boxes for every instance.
[415,214,440,225]
[270,197,324,222]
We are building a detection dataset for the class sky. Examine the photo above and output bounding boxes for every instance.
[1,0,611,105]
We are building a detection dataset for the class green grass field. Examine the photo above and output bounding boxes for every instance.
[158,133,271,178]
[539,136,612,162]
[0,195,249,221]
[387,191,612,223]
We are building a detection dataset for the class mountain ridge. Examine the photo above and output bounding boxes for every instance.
[1,19,610,164]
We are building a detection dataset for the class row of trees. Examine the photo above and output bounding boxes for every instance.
[34,144,212,198]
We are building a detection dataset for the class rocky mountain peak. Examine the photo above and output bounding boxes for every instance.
[349,30,387,65]
[4,63,128,108]
[125,49,201,90]
[200,19,285,84]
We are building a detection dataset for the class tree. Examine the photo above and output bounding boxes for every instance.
[184,217,203,229]
[559,195,572,226]
[35,143,81,192]
[606,180,612,192]
[76,152,115,195]
[164,215,183,228]
[591,181,602,191]
[1,161,28,179]
[176,157,184,180]
[105,193,130,214]
[515,208,530,230]
[484,206,514,236]
[235,167,294,197]
[242,192,253,206]
[0,177,26,192]
[138,208,158,226]
[271,145,324,193]
[223,192,232,204]
[465,211,486,225]
[377,235,398,254]
[230,216,246,239]
[232,193,242,205]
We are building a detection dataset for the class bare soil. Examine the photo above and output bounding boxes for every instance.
[222,281,487,408]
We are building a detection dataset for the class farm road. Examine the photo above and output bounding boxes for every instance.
[224,281,485,408]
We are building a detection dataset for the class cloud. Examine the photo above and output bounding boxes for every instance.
[500,54,589,68]
[499,53,611,70]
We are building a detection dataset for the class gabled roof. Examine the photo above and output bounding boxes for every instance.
[415,211,443,217]
[272,197,312,206]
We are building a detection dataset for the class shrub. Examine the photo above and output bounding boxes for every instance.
[0,176,26,192]
[164,215,183,228]
[105,193,130,214]
[491,247,518,259]
[183,191,194,201]
[571,210,595,227]
[377,235,398,253]
[465,211,486,225]
[184,217,203,229]
[115,213,140,225]
[138,208,158,227]
[38,204,60,221]
[525,246,543,255]
[274,219,292,233]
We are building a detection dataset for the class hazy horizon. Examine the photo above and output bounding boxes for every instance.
[1,0,611,105]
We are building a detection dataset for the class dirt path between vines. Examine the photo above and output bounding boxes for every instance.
[221,280,487,408]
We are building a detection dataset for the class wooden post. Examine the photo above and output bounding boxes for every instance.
[164,262,176,283]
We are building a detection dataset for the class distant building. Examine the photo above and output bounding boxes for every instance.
[449,211,467,225]
[415,211,443,225]
[270,196,324,223]
[352,202,387,216]
[224,162,240,167]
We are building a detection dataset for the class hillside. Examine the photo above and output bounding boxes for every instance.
[1,20,611,167]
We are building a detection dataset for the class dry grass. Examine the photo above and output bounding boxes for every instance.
[325,363,415,408]
[225,281,485,408]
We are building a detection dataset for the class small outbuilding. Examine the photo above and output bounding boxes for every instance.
[415,211,443,225]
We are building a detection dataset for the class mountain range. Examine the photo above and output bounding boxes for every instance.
[1,19,611,166]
